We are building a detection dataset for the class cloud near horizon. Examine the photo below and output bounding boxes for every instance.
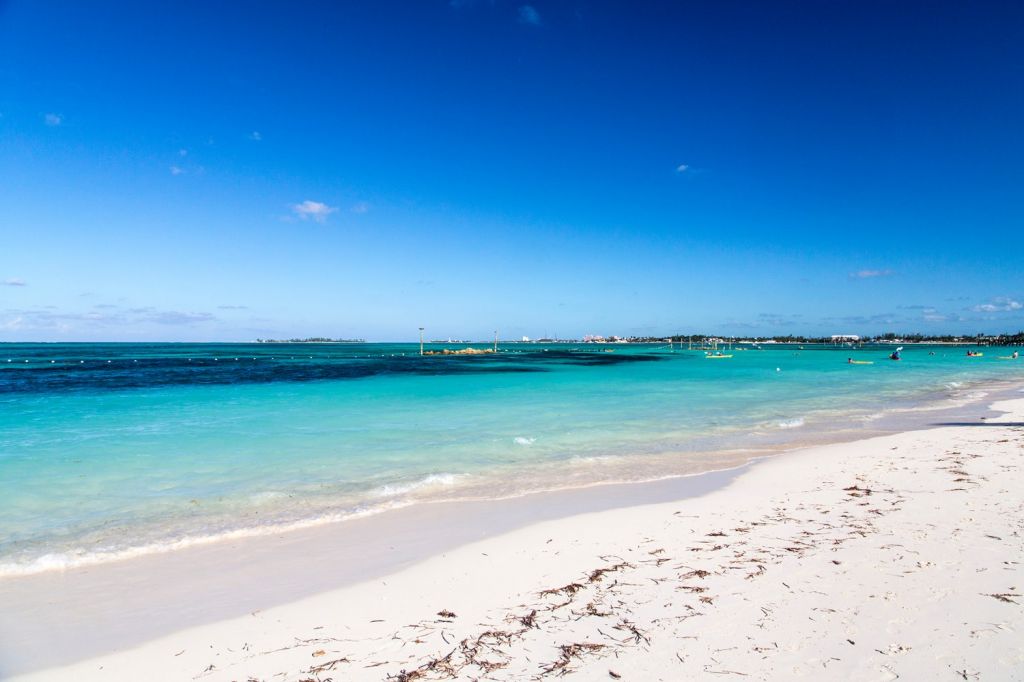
[970,297,1022,313]
[291,200,338,223]
[0,305,217,334]
[2,305,217,330]
[850,269,893,279]
[914,306,954,323]
[3,278,27,286]
[148,311,215,325]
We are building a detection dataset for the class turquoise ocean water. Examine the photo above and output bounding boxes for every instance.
[1,341,1021,576]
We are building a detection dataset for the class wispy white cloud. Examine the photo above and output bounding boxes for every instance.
[0,306,217,333]
[828,312,899,325]
[351,201,370,214]
[44,113,62,126]
[970,297,1022,313]
[170,165,185,175]
[148,311,215,325]
[754,312,800,327]
[250,131,262,141]
[292,200,338,223]
[3,278,27,287]
[518,5,541,25]
[178,148,188,157]
[217,305,248,310]
[849,269,893,279]
[676,163,689,173]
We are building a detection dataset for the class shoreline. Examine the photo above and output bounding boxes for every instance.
[0,467,748,677]
[1,387,1022,678]
[0,374,1015,582]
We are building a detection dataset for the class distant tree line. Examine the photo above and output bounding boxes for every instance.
[626,332,1024,346]
[255,338,366,343]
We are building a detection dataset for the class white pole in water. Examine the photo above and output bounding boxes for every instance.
[419,327,424,356]
[494,330,498,352]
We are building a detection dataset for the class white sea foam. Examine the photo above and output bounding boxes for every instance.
[570,454,615,465]
[248,490,288,503]
[0,504,396,578]
[373,473,464,498]
[514,436,536,446]
[775,418,805,429]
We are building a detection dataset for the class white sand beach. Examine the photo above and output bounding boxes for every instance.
[9,398,1024,681]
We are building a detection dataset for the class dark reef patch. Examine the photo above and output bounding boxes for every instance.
[0,344,667,394]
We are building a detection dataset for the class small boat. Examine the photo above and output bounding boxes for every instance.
[705,354,733,359]
[848,360,874,365]
[966,352,984,358]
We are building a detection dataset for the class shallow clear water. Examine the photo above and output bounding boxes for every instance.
[1,341,1021,575]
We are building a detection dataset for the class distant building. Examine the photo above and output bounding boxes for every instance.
[521,336,530,342]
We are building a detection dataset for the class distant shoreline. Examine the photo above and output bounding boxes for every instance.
[255,338,366,343]
[2,337,1021,346]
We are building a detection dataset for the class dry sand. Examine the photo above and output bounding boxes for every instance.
[10,399,1024,681]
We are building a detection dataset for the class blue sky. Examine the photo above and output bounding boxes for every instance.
[1,0,1022,341]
